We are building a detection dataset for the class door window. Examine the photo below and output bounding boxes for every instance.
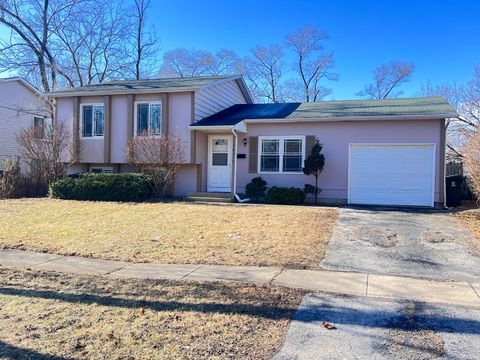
[212,139,228,166]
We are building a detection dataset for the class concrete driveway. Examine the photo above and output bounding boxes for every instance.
[321,207,480,282]
[275,293,480,360]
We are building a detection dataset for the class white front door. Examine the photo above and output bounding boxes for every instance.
[207,135,232,192]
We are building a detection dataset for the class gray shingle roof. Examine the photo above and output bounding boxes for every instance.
[49,75,238,97]
[192,97,457,126]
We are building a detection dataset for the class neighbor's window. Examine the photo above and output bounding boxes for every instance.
[259,136,304,173]
[81,104,104,138]
[33,116,52,139]
[136,102,161,136]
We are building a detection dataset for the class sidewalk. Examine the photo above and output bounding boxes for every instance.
[1,249,479,308]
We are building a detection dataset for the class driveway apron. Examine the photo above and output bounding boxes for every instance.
[321,208,480,281]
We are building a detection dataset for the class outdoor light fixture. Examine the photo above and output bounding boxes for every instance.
[243,138,248,146]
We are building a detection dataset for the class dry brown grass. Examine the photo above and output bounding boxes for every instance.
[454,206,480,254]
[0,198,338,269]
[0,267,304,359]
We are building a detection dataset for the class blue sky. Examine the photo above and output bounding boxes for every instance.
[151,0,480,99]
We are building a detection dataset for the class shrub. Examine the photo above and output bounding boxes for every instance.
[245,176,267,201]
[0,159,20,199]
[265,186,305,205]
[50,173,153,202]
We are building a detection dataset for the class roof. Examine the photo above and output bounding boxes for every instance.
[191,97,458,127]
[48,75,251,100]
[0,77,43,96]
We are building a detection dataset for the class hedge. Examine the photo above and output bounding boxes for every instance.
[50,173,153,202]
[265,186,305,205]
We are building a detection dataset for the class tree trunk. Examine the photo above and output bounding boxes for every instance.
[314,173,318,205]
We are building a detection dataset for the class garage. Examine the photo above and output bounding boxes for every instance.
[348,144,436,207]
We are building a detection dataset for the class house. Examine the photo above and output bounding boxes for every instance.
[0,77,50,172]
[51,75,457,207]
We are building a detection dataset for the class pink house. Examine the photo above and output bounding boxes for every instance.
[51,75,457,207]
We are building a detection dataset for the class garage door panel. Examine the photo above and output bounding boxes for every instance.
[349,144,435,207]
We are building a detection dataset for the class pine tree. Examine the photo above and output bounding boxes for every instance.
[302,139,325,204]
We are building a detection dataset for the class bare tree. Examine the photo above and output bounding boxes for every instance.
[285,26,337,102]
[463,130,480,199]
[127,134,185,197]
[159,48,238,77]
[0,0,79,92]
[16,121,78,187]
[418,65,480,158]
[52,0,135,87]
[358,61,415,99]
[246,45,286,103]
[131,0,160,80]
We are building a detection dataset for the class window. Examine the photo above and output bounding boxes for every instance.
[211,138,229,166]
[90,167,113,174]
[259,136,305,173]
[33,116,52,139]
[135,102,162,136]
[81,104,104,138]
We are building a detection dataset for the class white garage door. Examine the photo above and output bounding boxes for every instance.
[348,144,435,207]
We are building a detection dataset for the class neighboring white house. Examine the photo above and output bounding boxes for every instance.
[0,77,50,172]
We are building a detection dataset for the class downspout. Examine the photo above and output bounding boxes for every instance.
[231,127,249,203]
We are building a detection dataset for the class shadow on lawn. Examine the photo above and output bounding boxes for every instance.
[0,340,70,360]
[0,286,297,321]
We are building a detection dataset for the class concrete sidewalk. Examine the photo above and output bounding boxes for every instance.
[1,249,479,308]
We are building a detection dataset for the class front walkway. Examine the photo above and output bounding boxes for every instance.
[1,249,480,308]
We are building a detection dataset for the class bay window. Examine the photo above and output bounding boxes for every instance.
[259,136,305,173]
[81,104,104,138]
[135,102,162,136]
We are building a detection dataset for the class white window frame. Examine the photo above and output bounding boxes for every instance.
[134,101,162,137]
[90,167,114,174]
[258,135,306,174]
[80,103,105,139]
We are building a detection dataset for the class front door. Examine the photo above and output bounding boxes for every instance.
[207,135,232,192]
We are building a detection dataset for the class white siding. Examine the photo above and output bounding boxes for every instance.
[0,79,48,171]
[195,79,247,120]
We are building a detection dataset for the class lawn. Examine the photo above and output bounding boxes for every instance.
[0,199,338,269]
[454,206,480,254]
[0,267,304,359]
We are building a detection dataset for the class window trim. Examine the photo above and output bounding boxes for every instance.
[258,135,306,174]
[90,167,113,174]
[134,100,163,137]
[80,103,105,139]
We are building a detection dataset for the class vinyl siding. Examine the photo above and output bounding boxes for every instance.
[0,80,48,171]
[194,80,247,121]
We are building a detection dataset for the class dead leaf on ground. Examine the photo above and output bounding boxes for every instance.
[322,322,336,330]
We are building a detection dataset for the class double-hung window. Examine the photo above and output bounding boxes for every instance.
[81,104,104,138]
[135,102,162,136]
[259,136,305,173]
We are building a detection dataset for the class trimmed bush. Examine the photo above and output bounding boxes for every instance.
[265,186,305,205]
[50,173,153,202]
[245,176,267,201]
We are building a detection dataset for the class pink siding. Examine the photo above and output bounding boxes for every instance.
[235,119,444,203]
[56,97,74,163]
[174,164,197,197]
[111,95,128,163]
[169,92,192,163]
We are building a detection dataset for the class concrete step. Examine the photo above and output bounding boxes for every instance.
[187,192,232,199]
[186,196,232,203]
